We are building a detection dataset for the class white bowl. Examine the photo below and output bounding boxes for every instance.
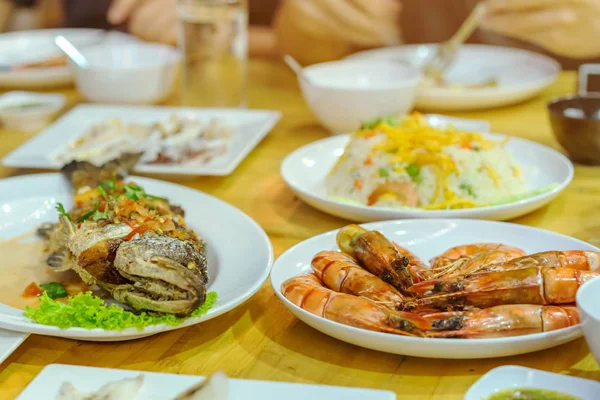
[70,43,181,104]
[299,60,421,134]
[0,91,65,131]
[576,276,600,365]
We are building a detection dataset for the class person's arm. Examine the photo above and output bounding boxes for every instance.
[273,0,402,65]
[108,0,278,57]
[0,0,15,31]
[483,0,600,59]
[249,25,278,58]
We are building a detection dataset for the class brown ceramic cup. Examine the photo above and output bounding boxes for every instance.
[547,95,600,165]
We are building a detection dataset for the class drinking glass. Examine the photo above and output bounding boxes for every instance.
[177,0,248,107]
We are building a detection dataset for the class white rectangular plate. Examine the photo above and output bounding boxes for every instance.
[2,104,281,176]
[0,329,27,365]
[16,364,395,400]
[465,365,600,400]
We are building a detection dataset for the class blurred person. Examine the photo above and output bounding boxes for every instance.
[273,0,600,68]
[107,0,278,57]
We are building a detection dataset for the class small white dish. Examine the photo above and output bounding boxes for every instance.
[17,364,396,399]
[346,44,561,111]
[576,276,600,365]
[465,365,600,400]
[280,132,573,222]
[2,104,281,176]
[270,219,596,359]
[0,29,138,88]
[71,42,181,104]
[0,173,273,341]
[0,91,65,131]
[299,59,421,133]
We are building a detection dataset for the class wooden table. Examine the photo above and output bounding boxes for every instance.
[0,60,599,399]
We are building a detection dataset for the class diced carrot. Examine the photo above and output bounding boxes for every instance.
[364,131,376,139]
[364,157,373,166]
[354,179,364,190]
[22,282,43,297]
[460,141,472,150]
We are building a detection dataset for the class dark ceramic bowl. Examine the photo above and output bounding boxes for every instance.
[548,95,600,165]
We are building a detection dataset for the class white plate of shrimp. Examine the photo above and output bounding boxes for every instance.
[270,219,600,359]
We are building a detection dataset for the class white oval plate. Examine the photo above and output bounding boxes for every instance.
[465,366,600,400]
[346,44,561,111]
[270,219,597,359]
[0,173,273,341]
[281,134,573,222]
[0,29,138,88]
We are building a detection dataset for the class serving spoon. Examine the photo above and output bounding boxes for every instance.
[54,35,90,69]
[423,3,487,81]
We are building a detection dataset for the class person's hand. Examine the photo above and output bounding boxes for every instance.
[274,0,402,65]
[483,0,600,59]
[108,0,177,45]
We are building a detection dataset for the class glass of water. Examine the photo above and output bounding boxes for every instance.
[177,0,248,108]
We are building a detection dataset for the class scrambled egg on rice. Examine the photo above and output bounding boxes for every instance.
[325,114,528,210]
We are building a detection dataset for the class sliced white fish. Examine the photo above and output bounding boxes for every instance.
[55,375,144,400]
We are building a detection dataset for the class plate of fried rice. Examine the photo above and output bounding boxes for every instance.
[281,114,573,222]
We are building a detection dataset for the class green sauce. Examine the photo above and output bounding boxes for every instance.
[0,101,51,112]
[487,388,581,400]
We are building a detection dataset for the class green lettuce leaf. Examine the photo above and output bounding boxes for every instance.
[24,291,218,331]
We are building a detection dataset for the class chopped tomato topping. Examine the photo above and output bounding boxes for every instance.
[23,282,43,297]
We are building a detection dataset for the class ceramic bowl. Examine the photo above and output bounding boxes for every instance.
[298,60,421,134]
[0,91,65,131]
[547,95,600,165]
[70,43,180,105]
[576,276,600,364]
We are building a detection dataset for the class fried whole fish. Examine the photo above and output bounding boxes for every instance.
[40,154,208,317]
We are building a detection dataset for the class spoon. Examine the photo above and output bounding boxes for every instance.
[54,35,89,69]
[423,3,487,81]
[283,55,312,84]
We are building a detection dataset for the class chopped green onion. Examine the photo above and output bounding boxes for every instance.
[460,183,475,197]
[97,185,108,200]
[379,168,389,178]
[77,209,95,223]
[360,115,399,130]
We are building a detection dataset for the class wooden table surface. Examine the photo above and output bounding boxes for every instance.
[0,60,599,399]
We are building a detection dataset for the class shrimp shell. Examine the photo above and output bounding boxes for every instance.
[281,273,430,336]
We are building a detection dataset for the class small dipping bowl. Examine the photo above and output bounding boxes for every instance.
[547,95,600,165]
[0,91,65,131]
[70,42,181,105]
[576,276,600,365]
[298,60,421,134]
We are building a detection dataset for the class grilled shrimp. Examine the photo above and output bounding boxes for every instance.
[412,266,599,310]
[311,251,407,310]
[281,273,430,336]
[336,224,414,295]
[394,244,432,283]
[474,250,600,274]
[429,243,526,278]
[425,305,580,338]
